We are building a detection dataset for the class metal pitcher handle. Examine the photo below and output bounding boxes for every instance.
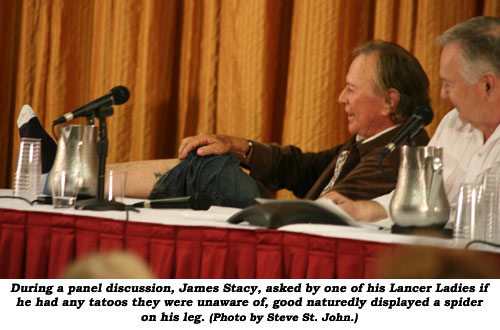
[427,156,444,210]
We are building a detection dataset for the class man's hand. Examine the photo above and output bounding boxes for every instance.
[320,191,388,222]
[178,133,249,160]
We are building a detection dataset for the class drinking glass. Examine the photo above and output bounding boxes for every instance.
[51,170,81,208]
[13,138,42,202]
[453,183,476,244]
[105,170,127,203]
[475,171,500,243]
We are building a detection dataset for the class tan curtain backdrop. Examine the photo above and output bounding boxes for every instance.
[1,0,499,199]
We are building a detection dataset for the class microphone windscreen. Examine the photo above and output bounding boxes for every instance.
[191,192,212,210]
[111,86,130,105]
[414,104,434,125]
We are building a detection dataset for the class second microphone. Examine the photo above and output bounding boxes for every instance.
[133,192,212,210]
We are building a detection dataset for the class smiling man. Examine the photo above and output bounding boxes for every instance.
[325,16,500,222]
[339,51,397,139]
[174,41,430,201]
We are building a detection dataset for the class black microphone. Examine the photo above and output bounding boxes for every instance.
[53,86,130,125]
[133,192,212,210]
[379,105,434,160]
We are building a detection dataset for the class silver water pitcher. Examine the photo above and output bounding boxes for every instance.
[389,146,450,227]
[48,125,98,198]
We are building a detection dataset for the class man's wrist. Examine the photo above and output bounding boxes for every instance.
[229,137,253,161]
[241,140,253,160]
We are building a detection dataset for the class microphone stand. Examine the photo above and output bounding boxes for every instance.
[86,116,95,126]
[75,105,126,211]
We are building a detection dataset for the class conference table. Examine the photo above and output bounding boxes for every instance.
[1,189,499,279]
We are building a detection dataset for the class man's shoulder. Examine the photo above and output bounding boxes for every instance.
[430,108,467,146]
[436,108,460,128]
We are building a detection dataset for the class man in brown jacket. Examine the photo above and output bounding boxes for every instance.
[176,41,430,201]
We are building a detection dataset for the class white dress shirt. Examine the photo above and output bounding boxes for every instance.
[374,108,500,221]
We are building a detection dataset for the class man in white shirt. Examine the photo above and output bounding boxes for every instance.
[323,16,500,222]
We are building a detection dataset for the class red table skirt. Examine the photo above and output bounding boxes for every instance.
[0,208,469,279]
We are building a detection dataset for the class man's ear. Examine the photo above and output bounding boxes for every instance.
[383,88,400,115]
[480,72,496,97]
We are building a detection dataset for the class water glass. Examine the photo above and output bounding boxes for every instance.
[13,138,42,202]
[105,170,127,203]
[475,171,500,243]
[453,184,476,243]
[51,170,81,208]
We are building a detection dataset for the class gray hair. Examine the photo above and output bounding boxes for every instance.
[438,16,500,83]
